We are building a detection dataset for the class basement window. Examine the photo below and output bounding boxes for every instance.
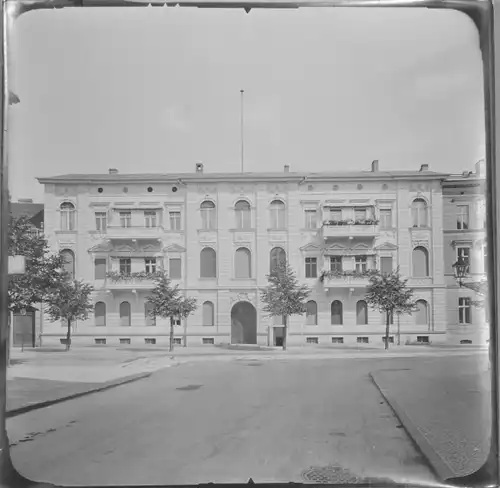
[306,337,319,344]
[382,336,394,344]
[357,337,369,344]
[95,338,106,345]
[332,337,344,344]
[119,338,131,345]
[173,338,182,345]
[460,339,473,345]
[145,338,156,345]
[202,338,215,345]
[417,336,430,344]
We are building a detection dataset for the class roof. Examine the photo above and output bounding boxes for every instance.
[10,202,44,228]
[36,169,451,184]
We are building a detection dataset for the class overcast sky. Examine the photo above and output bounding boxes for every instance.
[8,6,485,202]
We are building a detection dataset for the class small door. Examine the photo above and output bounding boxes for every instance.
[13,311,35,347]
[273,327,284,347]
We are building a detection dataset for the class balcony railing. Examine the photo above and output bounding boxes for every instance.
[105,225,164,239]
[320,269,379,289]
[322,219,379,239]
[102,271,163,289]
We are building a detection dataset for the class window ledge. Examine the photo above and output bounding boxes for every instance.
[229,228,255,232]
[267,228,287,232]
[197,228,217,233]
[199,277,217,280]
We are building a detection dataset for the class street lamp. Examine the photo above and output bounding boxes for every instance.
[452,256,470,288]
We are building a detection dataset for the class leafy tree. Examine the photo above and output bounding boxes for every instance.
[260,260,310,350]
[146,272,197,352]
[365,269,418,350]
[44,279,94,351]
[8,215,67,312]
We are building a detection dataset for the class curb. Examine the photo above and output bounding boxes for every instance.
[369,371,456,482]
[6,372,152,418]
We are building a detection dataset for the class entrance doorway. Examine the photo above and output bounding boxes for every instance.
[273,327,284,347]
[230,301,257,344]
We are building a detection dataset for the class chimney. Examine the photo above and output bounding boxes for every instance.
[371,160,379,172]
[284,165,290,173]
[18,198,33,203]
[195,162,204,173]
[108,168,118,174]
[420,164,429,172]
[476,159,485,177]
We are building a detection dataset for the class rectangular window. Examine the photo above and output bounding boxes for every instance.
[169,211,181,231]
[201,207,216,230]
[357,337,369,344]
[119,258,131,275]
[202,338,215,345]
[95,212,107,232]
[306,337,319,344]
[332,337,344,344]
[144,211,157,228]
[417,336,430,344]
[458,297,472,324]
[305,257,317,278]
[173,338,182,345]
[457,205,469,230]
[382,336,394,344]
[119,338,131,345]
[355,256,367,273]
[94,338,106,345]
[145,258,157,274]
[330,208,342,221]
[380,256,393,275]
[354,208,366,221]
[379,209,392,228]
[169,258,182,279]
[304,210,317,229]
[119,212,131,228]
[457,247,471,271]
[330,256,342,272]
[95,258,107,280]
[145,338,156,345]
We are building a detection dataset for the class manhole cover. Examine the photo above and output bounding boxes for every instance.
[301,466,363,484]
[176,384,203,391]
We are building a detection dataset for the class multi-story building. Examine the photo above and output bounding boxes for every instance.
[443,160,488,345]
[10,198,44,347]
[36,161,450,347]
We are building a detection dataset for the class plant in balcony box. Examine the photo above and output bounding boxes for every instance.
[364,269,418,350]
[146,272,197,352]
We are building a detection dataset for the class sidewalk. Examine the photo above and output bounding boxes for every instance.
[370,355,491,480]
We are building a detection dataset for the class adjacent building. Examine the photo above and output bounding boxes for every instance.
[36,161,452,347]
[443,160,488,345]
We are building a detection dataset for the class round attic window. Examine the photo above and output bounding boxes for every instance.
[147,187,153,193]
[172,186,178,193]
[97,188,103,193]
[357,184,363,190]
[333,185,339,191]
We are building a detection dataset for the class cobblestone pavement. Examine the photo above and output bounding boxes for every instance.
[371,354,491,478]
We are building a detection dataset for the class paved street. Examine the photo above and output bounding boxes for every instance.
[7,354,486,486]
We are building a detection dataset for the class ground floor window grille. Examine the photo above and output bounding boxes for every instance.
[417,336,430,344]
[119,338,131,345]
[145,338,156,345]
[382,336,394,344]
[202,338,215,345]
[357,337,369,344]
[331,337,344,344]
[95,338,106,345]
[173,338,182,345]
[306,337,319,344]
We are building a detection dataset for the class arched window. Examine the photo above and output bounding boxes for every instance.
[145,301,155,326]
[415,299,429,325]
[235,200,251,229]
[60,202,76,231]
[202,301,214,326]
[412,246,429,277]
[270,247,286,273]
[200,247,217,278]
[200,201,216,230]
[95,302,106,326]
[270,200,286,229]
[331,300,343,325]
[60,249,75,278]
[356,300,368,325]
[306,300,318,325]
[411,198,428,227]
[235,247,252,278]
[119,301,131,327]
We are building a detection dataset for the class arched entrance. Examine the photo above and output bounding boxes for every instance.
[231,301,257,344]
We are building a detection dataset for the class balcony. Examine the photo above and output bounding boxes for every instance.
[320,269,378,290]
[102,271,163,290]
[105,225,164,240]
[322,220,379,240]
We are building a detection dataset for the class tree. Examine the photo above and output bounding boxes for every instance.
[146,272,197,352]
[8,215,67,312]
[44,279,94,351]
[260,260,310,350]
[365,269,418,350]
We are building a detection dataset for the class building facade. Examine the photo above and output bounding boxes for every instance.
[443,160,488,345]
[37,161,450,347]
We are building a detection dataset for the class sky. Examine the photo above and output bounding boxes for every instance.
[8,6,485,202]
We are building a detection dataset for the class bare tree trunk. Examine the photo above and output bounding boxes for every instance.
[385,311,390,350]
[66,319,71,351]
[169,317,174,352]
[282,316,287,351]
